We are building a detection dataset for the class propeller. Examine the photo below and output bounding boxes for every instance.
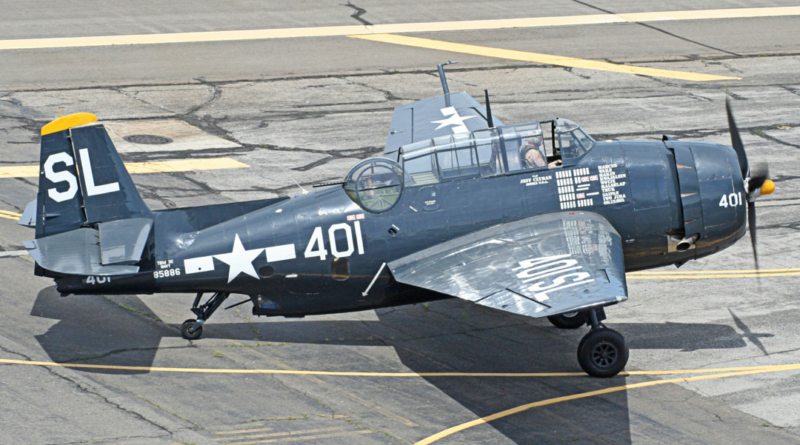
[725,98,775,270]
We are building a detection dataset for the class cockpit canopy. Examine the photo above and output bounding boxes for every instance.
[344,158,403,213]
[343,119,596,212]
[399,118,595,183]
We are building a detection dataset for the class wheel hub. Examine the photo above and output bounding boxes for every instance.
[591,341,618,367]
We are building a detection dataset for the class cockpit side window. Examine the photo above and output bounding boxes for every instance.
[501,123,551,172]
[403,153,439,186]
[557,123,595,160]
[472,129,502,177]
[436,146,480,180]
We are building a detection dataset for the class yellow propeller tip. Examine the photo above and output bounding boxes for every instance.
[761,179,775,195]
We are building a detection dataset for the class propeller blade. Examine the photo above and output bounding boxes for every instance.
[748,201,759,270]
[726,98,749,180]
[749,162,770,191]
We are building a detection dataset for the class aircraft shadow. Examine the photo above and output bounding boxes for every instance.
[31,286,177,375]
[30,289,760,444]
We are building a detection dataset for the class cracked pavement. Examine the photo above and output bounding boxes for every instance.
[2,0,800,444]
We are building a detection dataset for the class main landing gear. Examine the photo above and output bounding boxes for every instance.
[548,308,629,378]
[181,292,230,340]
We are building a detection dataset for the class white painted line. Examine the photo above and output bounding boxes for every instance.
[0,250,30,258]
[265,244,296,263]
[184,256,215,274]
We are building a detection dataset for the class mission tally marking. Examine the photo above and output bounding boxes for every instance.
[520,165,627,210]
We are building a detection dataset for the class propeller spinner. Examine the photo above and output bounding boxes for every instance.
[725,98,775,269]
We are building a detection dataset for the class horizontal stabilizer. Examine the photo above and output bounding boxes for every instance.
[25,225,145,276]
[17,200,36,227]
[99,218,152,265]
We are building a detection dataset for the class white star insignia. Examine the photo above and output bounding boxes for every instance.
[214,234,264,283]
[432,106,475,134]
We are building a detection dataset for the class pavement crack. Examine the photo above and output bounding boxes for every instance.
[114,87,175,115]
[705,60,743,74]
[563,67,591,79]
[726,91,748,100]
[570,0,741,57]
[186,79,222,115]
[338,76,405,102]
[782,86,800,97]
[751,129,800,149]
[63,345,194,364]
[342,1,372,26]
[0,344,176,438]
[686,92,713,102]
[292,156,336,172]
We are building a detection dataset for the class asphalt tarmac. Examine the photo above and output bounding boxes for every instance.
[1,1,800,444]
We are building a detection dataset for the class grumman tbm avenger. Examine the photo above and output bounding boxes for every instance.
[18,65,775,377]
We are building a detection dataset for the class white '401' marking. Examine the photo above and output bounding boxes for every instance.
[304,221,364,261]
[719,192,743,208]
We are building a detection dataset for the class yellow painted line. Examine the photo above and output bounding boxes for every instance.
[216,427,273,435]
[0,214,19,221]
[414,363,800,445]
[1,7,799,51]
[629,273,800,279]
[249,429,372,444]
[124,158,249,174]
[214,427,344,442]
[0,157,248,179]
[0,210,22,217]
[0,357,794,377]
[350,34,737,81]
[630,267,800,274]
[0,165,38,178]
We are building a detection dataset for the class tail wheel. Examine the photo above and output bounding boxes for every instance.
[181,319,203,340]
[547,312,587,329]
[578,328,628,378]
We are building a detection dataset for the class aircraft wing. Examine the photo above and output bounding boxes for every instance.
[384,92,504,159]
[388,211,627,318]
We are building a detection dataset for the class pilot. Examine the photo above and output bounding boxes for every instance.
[520,135,547,168]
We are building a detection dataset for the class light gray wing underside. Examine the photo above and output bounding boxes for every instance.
[388,211,628,318]
[384,92,504,158]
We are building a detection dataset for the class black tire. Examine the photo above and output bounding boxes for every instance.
[578,328,628,378]
[547,312,587,329]
[181,319,203,340]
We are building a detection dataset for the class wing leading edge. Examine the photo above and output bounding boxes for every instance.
[388,211,627,318]
[384,92,504,158]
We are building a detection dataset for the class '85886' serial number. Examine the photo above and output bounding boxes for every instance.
[154,268,181,279]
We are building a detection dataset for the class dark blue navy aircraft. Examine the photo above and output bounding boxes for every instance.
[20,68,774,377]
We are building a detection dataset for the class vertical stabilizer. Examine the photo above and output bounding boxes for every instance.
[36,113,151,238]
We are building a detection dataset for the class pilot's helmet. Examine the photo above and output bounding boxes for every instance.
[520,135,543,155]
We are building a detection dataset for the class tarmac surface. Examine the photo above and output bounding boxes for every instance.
[1,1,800,444]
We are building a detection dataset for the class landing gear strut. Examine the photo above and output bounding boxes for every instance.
[577,308,628,378]
[180,292,230,340]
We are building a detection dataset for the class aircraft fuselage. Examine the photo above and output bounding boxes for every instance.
[53,138,747,317]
